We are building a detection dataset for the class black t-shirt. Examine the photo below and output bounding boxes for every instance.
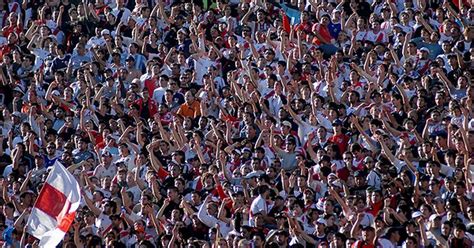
[146,44,159,54]
[356,2,372,19]
[162,176,177,190]
[392,110,407,126]
[449,237,472,248]
[157,153,172,168]
[162,200,180,219]
[341,1,371,19]
[308,234,327,248]
[351,185,368,198]
[0,84,13,107]
[448,67,463,86]
[140,100,150,120]
[0,153,12,174]
[164,27,178,48]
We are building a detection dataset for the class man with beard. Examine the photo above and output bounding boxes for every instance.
[82,190,117,237]
[42,142,60,167]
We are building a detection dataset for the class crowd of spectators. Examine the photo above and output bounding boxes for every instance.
[0,0,473,247]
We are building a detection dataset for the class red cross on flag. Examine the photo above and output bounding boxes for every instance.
[26,161,81,248]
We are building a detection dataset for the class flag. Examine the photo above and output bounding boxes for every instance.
[26,161,81,248]
[282,12,291,34]
[280,4,301,25]
[280,4,301,34]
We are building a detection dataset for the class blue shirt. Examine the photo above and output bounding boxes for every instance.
[132,53,147,73]
[43,155,59,168]
[328,22,342,40]
[412,38,443,60]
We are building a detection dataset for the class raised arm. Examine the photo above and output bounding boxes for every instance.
[328,188,351,216]
[240,7,254,26]
[377,135,397,164]
[147,141,164,172]
[417,16,434,34]
[197,195,219,228]
[350,62,377,83]
[156,198,170,222]
[81,190,102,217]
[402,32,412,60]
[350,115,378,152]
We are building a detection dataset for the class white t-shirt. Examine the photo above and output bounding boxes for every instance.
[93,163,118,179]
[366,30,388,43]
[95,213,112,236]
[32,48,50,70]
[112,7,132,24]
[193,58,216,85]
[115,153,136,171]
[250,195,267,226]
[86,36,106,50]
[153,87,167,104]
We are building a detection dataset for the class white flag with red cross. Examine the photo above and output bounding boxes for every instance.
[26,161,81,248]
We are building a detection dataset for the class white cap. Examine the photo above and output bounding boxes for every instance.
[316,218,327,225]
[282,121,292,128]
[468,119,474,130]
[52,90,61,96]
[420,47,430,53]
[412,211,423,218]
[101,29,110,36]
[429,214,439,222]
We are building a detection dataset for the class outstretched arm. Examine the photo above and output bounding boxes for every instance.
[81,190,102,217]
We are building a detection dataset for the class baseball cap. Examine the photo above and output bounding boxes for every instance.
[316,218,327,225]
[101,150,112,157]
[361,225,375,231]
[177,28,188,35]
[232,149,242,155]
[13,86,24,95]
[244,171,262,179]
[363,157,374,163]
[242,147,252,154]
[282,121,292,128]
[412,211,423,218]
[354,171,365,177]
[429,214,441,222]
[101,29,110,36]
[332,120,343,126]
[420,47,430,53]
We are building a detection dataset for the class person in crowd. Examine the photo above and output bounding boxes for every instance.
[0,0,472,247]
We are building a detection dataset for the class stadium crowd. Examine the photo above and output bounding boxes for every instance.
[0,0,473,247]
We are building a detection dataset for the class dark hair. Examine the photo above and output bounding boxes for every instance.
[258,185,269,195]
[455,223,467,232]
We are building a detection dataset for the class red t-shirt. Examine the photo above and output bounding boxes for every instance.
[144,77,157,94]
[311,23,332,45]
[2,25,22,39]
[336,167,350,181]
[328,134,350,153]
[366,201,383,217]
[351,241,375,248]
[295,21,312,36]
